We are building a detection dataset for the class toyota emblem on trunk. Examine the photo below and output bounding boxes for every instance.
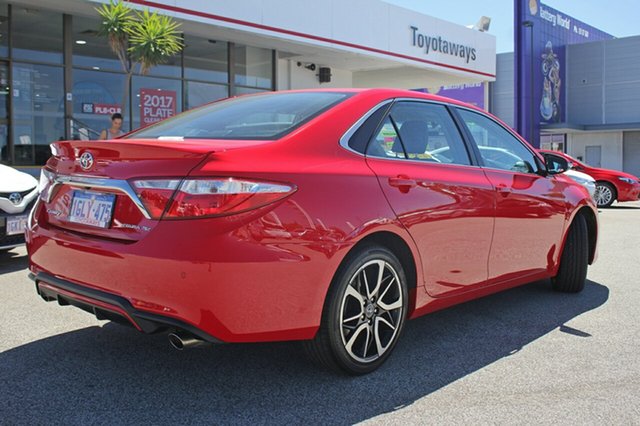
[79,152,94,170]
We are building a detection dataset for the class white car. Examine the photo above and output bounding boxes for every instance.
[563,169,597,200]
[1,165,39,252]
[539,152,597,201]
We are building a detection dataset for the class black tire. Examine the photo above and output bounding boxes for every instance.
[304,245,409,375]
[594,181,616,208]
[552,214,589,293]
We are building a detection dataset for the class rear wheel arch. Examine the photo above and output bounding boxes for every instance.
[306,233,415,373]
[350,231,418,291]
[325,231,419,320]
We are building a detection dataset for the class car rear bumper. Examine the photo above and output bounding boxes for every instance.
[31,271,222,343]
[26,205,345,343]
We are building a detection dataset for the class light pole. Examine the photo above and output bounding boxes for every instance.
[522,20,535,146]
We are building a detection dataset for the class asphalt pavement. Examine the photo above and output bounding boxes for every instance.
[1,202,639,425]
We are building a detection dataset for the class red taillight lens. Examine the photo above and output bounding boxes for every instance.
[132,180,181,219]
[132,178,295,219]
[165,178,295,218]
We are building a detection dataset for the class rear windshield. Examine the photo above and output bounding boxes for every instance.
[126,92,352,140]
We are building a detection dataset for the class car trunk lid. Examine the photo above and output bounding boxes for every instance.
[38,139,270,241]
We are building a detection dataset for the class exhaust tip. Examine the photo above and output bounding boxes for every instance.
[168,332,208,350]
[168,333,186,350]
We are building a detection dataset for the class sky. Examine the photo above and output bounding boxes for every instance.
[384,0,640,53]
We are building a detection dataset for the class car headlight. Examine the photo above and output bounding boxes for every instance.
[618,177,638,184]
[568,175,592,186]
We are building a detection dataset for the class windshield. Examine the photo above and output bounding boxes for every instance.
[126,92,352,140]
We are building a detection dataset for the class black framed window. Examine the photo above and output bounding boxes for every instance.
[11,63,64,165]
[184,36,228,84]
[0,3,8,58]
[457,108,540,174]
[234,45,272,90]
[12,7,63,64]
[367,102,471,166]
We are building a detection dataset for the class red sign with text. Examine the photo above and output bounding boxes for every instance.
[139,89,176,126]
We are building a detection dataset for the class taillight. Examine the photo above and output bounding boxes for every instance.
[132,180,180,219]
[38,168,55,202]
[131,178,295,219]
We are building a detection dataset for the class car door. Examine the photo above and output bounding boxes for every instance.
[364,100,496,297]
[455,108,568,283]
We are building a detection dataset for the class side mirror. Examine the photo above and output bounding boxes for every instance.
[513,160,535,174]
[544,155,568,175]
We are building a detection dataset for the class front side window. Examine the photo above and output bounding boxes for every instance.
[127,92,351,140]
[367,101,471,166]
[457,108,539,174]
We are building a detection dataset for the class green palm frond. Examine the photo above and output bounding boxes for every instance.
[127,9,183,75]
[95,0,134,69]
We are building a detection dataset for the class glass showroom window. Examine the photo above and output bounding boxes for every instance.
[234,45,273,91]
[0,64,8,163]
[11,63,64,165]
[72,15,122,72]
[185,81,227,109]
[0,3,8,58]
[184,36,228,84]
[72,69,127,139]
[131,75,182,130]
[12,7,63,64]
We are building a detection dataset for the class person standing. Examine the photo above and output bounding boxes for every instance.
[99,113,124,140]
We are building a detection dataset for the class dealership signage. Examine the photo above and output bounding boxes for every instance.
[139,89,176,126]
[514,0,613,147]
[410,26,477,63]
[81,103,121,115]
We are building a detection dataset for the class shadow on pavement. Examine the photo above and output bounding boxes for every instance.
[0,249,28,275]
[607,205,640,210]
[0,279,609,424]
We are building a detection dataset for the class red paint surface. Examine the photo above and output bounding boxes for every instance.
[27,89,596,343]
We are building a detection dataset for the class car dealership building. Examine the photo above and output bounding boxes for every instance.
[491,1,640,178]
[0,0,496,167]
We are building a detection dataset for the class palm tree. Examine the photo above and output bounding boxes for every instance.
[96,1,183,129]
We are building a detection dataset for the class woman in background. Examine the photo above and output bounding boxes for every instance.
[100,113,124,140]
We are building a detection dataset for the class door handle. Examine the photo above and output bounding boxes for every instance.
[389,176,417,193]
[496,185,512,196]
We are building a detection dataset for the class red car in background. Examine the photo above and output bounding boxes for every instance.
[27,89,598,375]
[540,150,640,208]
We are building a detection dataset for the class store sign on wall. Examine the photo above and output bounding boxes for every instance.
[82,103,122,115]
[140,89,176,126]
[410,26,477,63]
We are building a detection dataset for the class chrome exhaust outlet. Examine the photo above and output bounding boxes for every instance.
[168,332,206,350]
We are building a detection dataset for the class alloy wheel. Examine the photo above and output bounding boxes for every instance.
[339,259,404,364]
[594,184,613,207]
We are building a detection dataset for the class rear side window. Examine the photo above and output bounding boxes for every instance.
[366,101,471,166]
[127,92,352,140]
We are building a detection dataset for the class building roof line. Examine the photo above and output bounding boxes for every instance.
[127,0,496,79]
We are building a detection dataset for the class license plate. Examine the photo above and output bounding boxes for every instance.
[68,190,116,228]
[6,215,28,235]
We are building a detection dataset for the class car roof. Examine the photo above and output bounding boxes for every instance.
[261,88,484,111]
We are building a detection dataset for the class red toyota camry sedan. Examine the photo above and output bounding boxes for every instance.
[26,89,598,374]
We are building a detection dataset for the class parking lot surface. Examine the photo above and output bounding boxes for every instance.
[1,202,639,425]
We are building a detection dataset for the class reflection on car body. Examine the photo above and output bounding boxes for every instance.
[27,89,598,375]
